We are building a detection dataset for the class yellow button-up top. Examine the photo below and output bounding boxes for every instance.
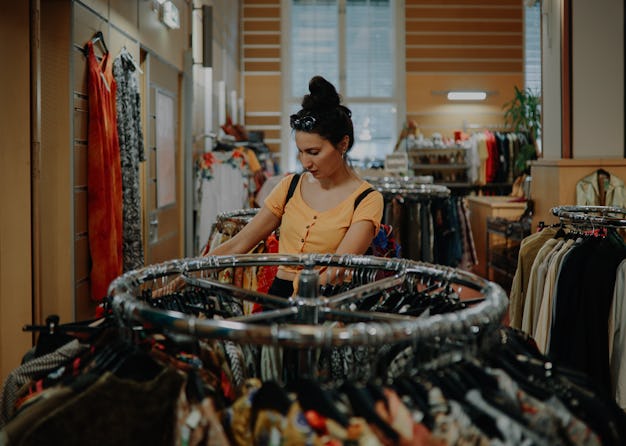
[264,173,383,276]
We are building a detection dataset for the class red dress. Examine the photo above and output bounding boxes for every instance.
[86,41,123,301]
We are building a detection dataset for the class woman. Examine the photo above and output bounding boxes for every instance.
[187,76,383,297]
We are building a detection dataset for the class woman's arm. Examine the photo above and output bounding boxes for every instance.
[154,207,280,296]
[208,206,281,256]
[321,220,376,285]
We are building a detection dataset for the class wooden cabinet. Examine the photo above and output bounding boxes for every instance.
[485,216,530,292]
[467,196,527,278]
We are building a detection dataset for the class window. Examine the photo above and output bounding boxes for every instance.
[285,0,400,170]
[524,2,541,95]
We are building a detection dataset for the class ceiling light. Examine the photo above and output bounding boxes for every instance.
[447,91,487,101]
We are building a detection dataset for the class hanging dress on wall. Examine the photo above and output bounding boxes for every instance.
[113,49,145,272]
[86,41,123,301]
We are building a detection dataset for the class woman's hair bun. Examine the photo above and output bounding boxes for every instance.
[301,76,341,111]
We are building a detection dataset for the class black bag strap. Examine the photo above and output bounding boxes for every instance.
[353,187,375,210]
[284,173,301,207]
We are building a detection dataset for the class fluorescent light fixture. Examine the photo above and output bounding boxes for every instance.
[447,91,487,101]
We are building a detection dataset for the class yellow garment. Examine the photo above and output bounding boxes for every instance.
[236,147,262,173]
[521,238,559,336]
[264,173,383,277]
[508,227,558,329]
[533,238,575,353]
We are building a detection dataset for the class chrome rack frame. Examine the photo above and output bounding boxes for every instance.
[109,254,507,350]
[551,205,626,228]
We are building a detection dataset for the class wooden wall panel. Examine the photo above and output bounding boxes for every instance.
[74,281,94,327]
[74,2,109,48]
[108,0,139,37]
[74,235,90,282]
[405,20,522,34]
[0,0,33,382]
[74,190,88,235]
[405,73,523,135]
[246,0,280,4]
[404,1,524,140]
[244,75,281,112]
[150,233,179,264]
[407,33,521,46]
[74,144,88,187]
[243,20,281,33]
[244,34,280,45]
[244,61,281,72]
[406,60,522,73]
[242,0,282,153]
[407,0,519,4]
[245,6,280,18]
[73,107,88,141]
[158,205,179,238]
[40,0,74,323]
[406,7,521,20]
[245,115,281,126]
[244,47,280,58]
[405,1,524,76]
[406,47,522,60]
[73,51,89,94]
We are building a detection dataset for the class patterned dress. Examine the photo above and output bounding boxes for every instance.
[113,49,145,272]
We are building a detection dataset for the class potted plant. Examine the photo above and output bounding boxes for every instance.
[503,86,541,176]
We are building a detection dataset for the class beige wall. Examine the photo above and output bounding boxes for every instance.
[572,0,624,158]
[541,0,563,160]
[541,0,625,160]
[0,0,33,382]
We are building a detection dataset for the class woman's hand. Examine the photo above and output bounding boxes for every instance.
[318,266,352,286]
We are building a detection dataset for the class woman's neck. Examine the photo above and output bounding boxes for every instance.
[314,166,358,190]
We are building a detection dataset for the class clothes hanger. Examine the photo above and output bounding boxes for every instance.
[82,31,109,57]
[119,45,144,74]
[295,379,350,427]
[338,381,399,443]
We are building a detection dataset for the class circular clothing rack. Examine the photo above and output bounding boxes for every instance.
[109,254,507,349]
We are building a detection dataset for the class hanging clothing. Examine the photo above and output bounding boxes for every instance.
[513,225,626,405]
[195,150,253,253]
[86,41,123,301]
[549,232,626,401]
[576,170,626,208]
[533,237,576,352]
[508,226,559,329]
[610,259,626,411]
[113,49,145,272]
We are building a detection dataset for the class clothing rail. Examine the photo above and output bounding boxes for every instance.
[109,253,506,348]
[363,175,435,185]
[374,183,451,199]
[215,208,258,222]
[551,205,626,228]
